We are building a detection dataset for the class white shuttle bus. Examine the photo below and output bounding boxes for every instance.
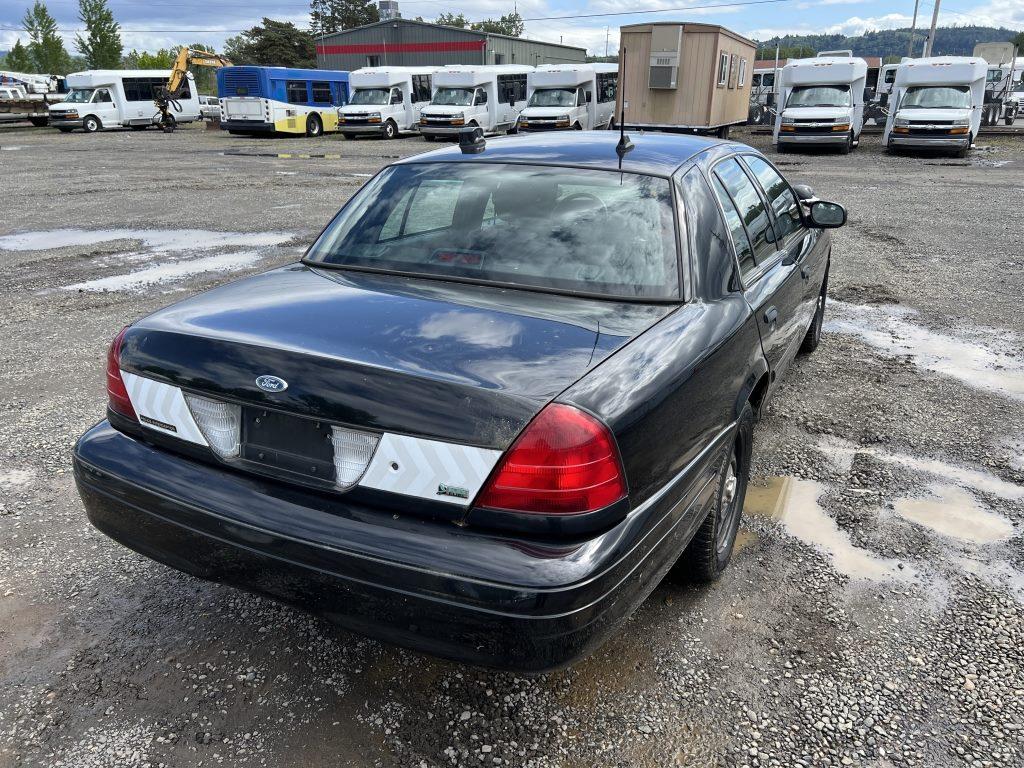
[47,70,201,133]
[418,65,532,140]
[338,67,436,139]
[774,53,868,153]
[517,63,618,132]
[883,56,987,157]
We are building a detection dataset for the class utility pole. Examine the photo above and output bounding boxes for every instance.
[605,27,609,58]
[924,0,941,57]
[906,0,920,58]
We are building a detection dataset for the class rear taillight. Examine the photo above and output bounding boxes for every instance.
[106,326,136,420]
[474,403,626,515]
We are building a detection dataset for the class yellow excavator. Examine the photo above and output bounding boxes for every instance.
[154,47,232,132]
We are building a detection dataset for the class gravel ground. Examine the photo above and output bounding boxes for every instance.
[0,122,1022,768]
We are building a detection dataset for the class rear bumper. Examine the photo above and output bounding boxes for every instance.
[889,134,968,148]
[220,120,275,133]
[74,421,722,671]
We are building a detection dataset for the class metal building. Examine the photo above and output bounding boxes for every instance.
[316,19,587,71]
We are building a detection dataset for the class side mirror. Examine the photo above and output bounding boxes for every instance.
[808,200,846,228]
[792,183,815,201]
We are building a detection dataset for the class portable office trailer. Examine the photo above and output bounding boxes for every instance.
[616,22,755,136]
[419,65,532,138]
[517,63,618,131]
[883,56,987,157]
[773,55,868,153]
[338,67,436,138]
[47,70,200,132]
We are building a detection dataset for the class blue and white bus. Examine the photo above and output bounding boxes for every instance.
[217,66,350,136]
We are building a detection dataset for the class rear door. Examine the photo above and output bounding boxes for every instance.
[709,156,805,377]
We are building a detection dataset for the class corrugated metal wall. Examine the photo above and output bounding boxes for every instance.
[316,20,586,71]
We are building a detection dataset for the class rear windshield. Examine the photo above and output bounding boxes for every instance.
[307,163,679,299]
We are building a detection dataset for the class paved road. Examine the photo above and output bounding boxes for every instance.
[1,123,1022,768]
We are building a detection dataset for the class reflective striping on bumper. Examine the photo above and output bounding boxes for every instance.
[121,371,208,446]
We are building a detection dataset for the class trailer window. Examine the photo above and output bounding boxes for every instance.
[285,81,308,104]
[718,53,729,87]
[309,163,680,300]
[311,81,332,104]
[738,58,747,87]
[713,158,776,268]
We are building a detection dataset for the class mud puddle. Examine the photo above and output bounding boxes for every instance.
[745,477,915,582]
[893,484,1014,544]
[825,301,1024,402]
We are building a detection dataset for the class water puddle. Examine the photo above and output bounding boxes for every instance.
[956,556,1024,604]
[0,468,34,488]
[894,484,1014,544]
[818,437,1024,503]
[825,301,1024,402]
[0,228,291,253]
[67,250,265,292]
[745,477,914,582]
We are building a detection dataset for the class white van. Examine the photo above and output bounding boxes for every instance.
[419,65,532,140]
[774,53,868,153]
[47,70,201,132]
[883,56,987,157]
[338,67,435,139]
[517,64,618,132]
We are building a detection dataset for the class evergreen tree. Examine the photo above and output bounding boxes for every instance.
[4,39,35,71]
[224,19,316,67]
[311,0,379,37]
[75,0,122,68]
[472,12,524,37]
[22,1,71,74]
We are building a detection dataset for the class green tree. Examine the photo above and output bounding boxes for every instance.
[4,39,35,71]
[310,0,379,36]
[1012,31,1024,51]
[472,12,524,37]
[76,0,122,68]
[22,1,71,74]
[224,18,315,67]
[435,12,469,28]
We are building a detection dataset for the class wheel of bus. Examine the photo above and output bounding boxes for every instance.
[382,120,397,139]
[305,113,323,137]
[83,115,101,133]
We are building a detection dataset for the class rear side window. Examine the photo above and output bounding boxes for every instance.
[714,158,777,265]
[286,80,308,104]
[679,167,736,297]
[743,156,802,241]
[711,176,756,278]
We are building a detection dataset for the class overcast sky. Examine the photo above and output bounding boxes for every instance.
[0,0,1022,57]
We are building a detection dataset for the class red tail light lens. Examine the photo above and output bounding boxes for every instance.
[106,326,136,420]
[475,403,626,515]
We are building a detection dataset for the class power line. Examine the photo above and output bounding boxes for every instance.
[522,0,795,22]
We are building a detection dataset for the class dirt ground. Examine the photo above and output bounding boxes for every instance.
[0,122,1022,768]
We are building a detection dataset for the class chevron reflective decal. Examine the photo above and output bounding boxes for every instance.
[120,371,208,446]
[358,433,502,507]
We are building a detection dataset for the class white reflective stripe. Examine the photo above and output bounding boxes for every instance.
[359,433,502,506]
[120,371,208,446]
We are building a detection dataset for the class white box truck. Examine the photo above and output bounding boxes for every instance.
[517,64,618,132]
[774,53,868,153]
[46,70,200,132]
[883,56,987,157]
[338,67,435,139]
[418,65,532,140]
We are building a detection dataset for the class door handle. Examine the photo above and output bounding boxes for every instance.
[764,306,779,326]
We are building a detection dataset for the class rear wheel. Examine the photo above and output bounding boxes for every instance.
[800,262,829,354]
[83,115,101,133]
[1005,114,1015,126]
[305,113,323,137]
[672,403,753,582]
[382,120,397,139]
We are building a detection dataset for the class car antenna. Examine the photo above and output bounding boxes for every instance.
[616,46,633,158]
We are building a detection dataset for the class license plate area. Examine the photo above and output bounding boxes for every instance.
[240,408,335,484]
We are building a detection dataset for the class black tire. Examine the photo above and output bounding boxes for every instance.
[673,403,753,582]
[341,132,356,140]
[572,122,583,130]
[382,120,397,139]
[838,131,853,154]
[159,114,176,133]
[82,115,101,133]
[29,116,49,127]
[800,262,829,354]
[776,142,788,154]
[305,113,323,137]
[1005,114,1015,126]
[57,127,73,133]
[955,135,971,159]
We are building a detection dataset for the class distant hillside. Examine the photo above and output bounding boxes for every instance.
[755,25,1019,61]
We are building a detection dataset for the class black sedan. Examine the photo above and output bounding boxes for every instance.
[74,131,845,672]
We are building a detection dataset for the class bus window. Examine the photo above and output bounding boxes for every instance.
[286,80,308,104]
[311,81,332,104]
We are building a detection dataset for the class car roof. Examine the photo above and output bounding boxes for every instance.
[395,131,730,177]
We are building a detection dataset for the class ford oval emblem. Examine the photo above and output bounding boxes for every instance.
[255,375,288,393]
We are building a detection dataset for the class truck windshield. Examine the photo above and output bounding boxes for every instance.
[786,85,851,108]
[432,87,474,106]
[64,88,96,103]
[528,88,576,107]
[350,88,390,105]
[306,162,679,300]
[900,85,971,110]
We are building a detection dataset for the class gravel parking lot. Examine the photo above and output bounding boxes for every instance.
[1,122,1022,768]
